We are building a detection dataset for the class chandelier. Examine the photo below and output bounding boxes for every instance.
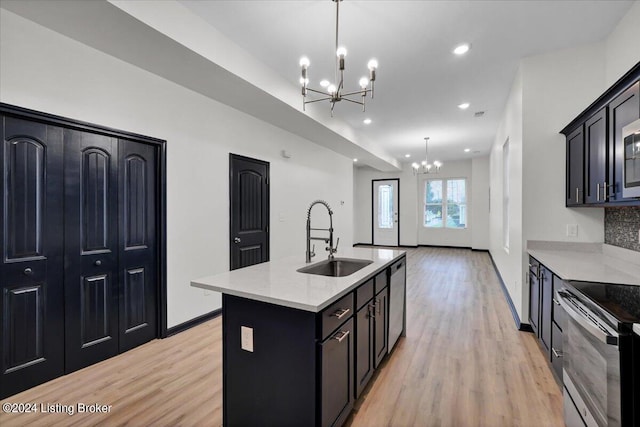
[299,0,378,116]
[412,138,442,175]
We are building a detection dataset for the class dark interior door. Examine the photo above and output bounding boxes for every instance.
[118,139,158,352]
[229,154,269,270]
[0,116,65,398]
[64,129,119,373]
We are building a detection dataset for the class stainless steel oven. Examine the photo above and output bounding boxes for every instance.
[556,282,639,427]
[622,119,640,199]
[558,289,620,426]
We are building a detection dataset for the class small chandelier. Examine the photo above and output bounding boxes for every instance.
[412,138,442,175]
[299,0,378,116]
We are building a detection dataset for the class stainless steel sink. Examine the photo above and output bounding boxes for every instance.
[297,258,373,277]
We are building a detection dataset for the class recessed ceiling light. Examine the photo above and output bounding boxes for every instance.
[353,158,358,162]
[363,118,372,124]
[405,154,411,158]
[453,44,470,55]
[464,148,471,153]
[458,103,470,110]
[320,79,330,88]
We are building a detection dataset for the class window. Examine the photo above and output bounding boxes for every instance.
[424,178,467,228]
[503,139,510,251]
[378,184,394,229]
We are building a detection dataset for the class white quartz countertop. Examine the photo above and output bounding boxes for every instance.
[634,324,640,336]
[527,242,640,286]
[191,247,406,312]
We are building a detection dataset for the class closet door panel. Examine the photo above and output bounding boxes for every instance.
[0,116,64,399]
[119,140,157,351]
[64,129,119,373]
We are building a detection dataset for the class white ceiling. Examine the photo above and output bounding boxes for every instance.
[180,0,632,165]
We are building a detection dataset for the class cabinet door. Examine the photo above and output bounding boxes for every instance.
[373,289,388,368]
[355,303,374,398]
[529,268,540,336]
[540,266,553,353]
[608,82,639,201]
[585,108,608,204]
[118,140,158,352]
[320,318,354,427]
[64,130,119,373]
[566,126,585,206]
[0,116,65,399]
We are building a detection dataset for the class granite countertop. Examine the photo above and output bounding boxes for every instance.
[191,247,405,312]
[527,241,640,286]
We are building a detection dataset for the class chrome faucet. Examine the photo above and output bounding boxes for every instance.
[306,200,339,263]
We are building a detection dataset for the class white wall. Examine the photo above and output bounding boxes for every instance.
[471,156,490,250]
[353,163,418,246]
[0,10,354,328]
[605,1,640,86]
[489,67,524,318]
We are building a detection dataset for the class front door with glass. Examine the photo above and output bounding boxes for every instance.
[372,179,399,246]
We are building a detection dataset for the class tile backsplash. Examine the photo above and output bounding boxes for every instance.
[605,207,640,252]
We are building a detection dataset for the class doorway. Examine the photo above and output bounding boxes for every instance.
[229,154,270,270]
[372,179,399,246]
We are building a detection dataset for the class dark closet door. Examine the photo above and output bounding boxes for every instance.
[118,139,158,352]
[0,116,65,398]
[229,154,269,270]
[64,130,119,373]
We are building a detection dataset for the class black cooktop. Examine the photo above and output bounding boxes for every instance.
[568,281,640,326]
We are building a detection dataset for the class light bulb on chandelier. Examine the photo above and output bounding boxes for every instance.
[413,138,443,175]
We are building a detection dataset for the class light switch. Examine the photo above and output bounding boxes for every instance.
[566,224,578,237]
[241,326,254,352]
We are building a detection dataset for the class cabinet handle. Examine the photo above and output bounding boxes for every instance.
[376,298,381,315]
[23,267,33,276]
[367,304,375,319]
[95,260,102,266]
[332,330,350,343]
[552,348,564,358]
[596,183,600,202]
[575,187,579,203]
[553,298,560,306]
[331,308,350,319]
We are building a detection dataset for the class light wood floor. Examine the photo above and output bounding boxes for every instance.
[1,247,564,427]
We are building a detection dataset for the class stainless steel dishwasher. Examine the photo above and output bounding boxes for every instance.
[388,258,406,353]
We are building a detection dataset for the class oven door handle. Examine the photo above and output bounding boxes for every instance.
[556,290,618,346]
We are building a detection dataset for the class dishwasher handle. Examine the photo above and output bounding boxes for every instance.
[556,290,618,347]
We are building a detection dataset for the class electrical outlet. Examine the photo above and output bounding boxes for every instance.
[241,326,254,352]
[566,224,578,237]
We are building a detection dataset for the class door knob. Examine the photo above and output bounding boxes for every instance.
[95,260,102,266]
[234,237,241,244]
[24,268,33,276]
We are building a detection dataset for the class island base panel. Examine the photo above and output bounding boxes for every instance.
[222,294,317,427]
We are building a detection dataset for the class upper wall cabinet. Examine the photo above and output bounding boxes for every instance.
[561,62,640,207]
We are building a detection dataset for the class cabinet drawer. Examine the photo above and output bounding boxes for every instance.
[551,322,564,383]
[374,270,388,294]
[356,279,374,310]
[321,292,354,340]
[552,276,568,331]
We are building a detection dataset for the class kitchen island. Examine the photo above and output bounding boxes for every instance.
[191,247,406,427]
